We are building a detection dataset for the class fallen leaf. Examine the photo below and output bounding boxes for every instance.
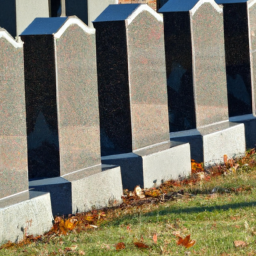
[134,242,149,248]
[116,242,125,250]
[89,225,98,228]
[234,240,247,247]
[153,233,157,244]
[65,245,77,251]
[79,250,86,255]
[84,215,94,222]
[177,235,196,248]
[134,186,145,199]
[245,221,250,230]
[54,216,63,224]
[224,155,228,165]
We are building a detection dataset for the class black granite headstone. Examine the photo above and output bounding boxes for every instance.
[21,17,101,179]
[159,0,229,132]
[93,4,170,156]
[215,0,254,117]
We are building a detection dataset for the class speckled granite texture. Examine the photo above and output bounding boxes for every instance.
[249,1,256,115]
[162,2,229,131]
[0,32,28,199]
[22,18,101,178]
[94,7,169,156]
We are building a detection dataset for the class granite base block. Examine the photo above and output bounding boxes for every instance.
[230,114,256,149]
[170,121,245,166]
[29,165,123,216]
[102,141,191,190]
[0,191,53,245]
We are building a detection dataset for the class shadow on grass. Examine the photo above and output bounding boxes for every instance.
[108,200,256,226]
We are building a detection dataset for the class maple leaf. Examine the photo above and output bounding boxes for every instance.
[116,242,125,250]
[177,235,196,248]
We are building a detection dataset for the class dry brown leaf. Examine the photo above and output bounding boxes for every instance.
[134,242,149,248]
[84,215,94,222]
[65,245,77,251]
[234,240,247,247]
[153,233,157,244]
[59,226,67,235]
[224,155,228,165]
[177,235,196,248]
[54,216,63,224]
[116,242,125,250]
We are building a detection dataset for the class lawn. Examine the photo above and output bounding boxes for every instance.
[1,151,256,255]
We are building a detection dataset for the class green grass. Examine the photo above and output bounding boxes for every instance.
[2,169,256,255]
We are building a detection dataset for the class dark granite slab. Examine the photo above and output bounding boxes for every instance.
[22,17,101,179]
[0,31,28,199]
[219,2,252,117]
[93,4,170,156]
[161,1,229,131]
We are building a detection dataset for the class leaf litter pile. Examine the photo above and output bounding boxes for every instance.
[1,148,256,254]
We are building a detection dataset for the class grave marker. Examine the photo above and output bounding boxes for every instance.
[0,28,52,245]
[21,16,123,215]
[159,0,246,165]
[0,28,27,200]
[93,4,191,189]
[215,0,256,149]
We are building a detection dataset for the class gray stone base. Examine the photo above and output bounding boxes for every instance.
[170,121,245,166]
[29,164,123,216]
[102,141,191,190]
[0,191,53,245]
[230,114,256,149]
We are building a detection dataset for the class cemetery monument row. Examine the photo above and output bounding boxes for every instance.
[93,4,191,190]
[159,0,245,165]
[216,0,256,149]
[0,28,52,244]
[21,16,122,215]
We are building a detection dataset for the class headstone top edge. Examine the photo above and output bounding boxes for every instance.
[215,0,248,4]
[93,4,162,24]
[0,28,23,48]
[20,16,95,37]
[159,0,222,13]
